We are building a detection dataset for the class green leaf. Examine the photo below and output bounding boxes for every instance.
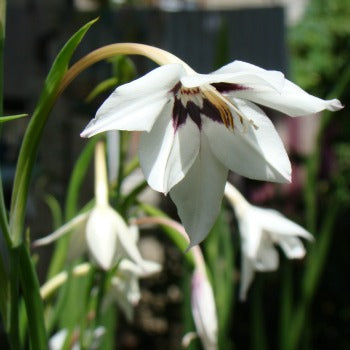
[0,252,9,330]
[204,209,235,349]
[9,18,98,246]
[0,114,27,123]
[65,137,99,220]
[85,77,118,103]
[45,194,63,230]
[19,244,47,349]
[46,138,98,279]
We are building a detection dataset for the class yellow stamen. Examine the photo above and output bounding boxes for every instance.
[202,88,235,130]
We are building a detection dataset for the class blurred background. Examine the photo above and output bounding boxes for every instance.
[1,0,349,349]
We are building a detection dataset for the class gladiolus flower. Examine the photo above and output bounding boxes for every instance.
[81,54,342,247]
[224,182,313,300]
[34,143,147,270]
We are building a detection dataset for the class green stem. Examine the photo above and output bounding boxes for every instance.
[114,131,127,204]
[9,248,20,350]
[288,201,338,350]
[18,244,48,349]
[251,279,267,350]
[293,62,350,350]
[279,262,292,350]
[305,63,350,232]
[0,0,5,118]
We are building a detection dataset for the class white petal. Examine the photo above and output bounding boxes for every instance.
[276,236,307,259]
[111,277,138,322]
[204,99,291,183]
[182,67,284,92]
[255,207,313,240]
[81,92,169,136]
[49,329,68,350]
[239,255,255,302]
[33,212,90,247]
[239,211,263,259]
[254,238,279,271]
[81,64,185,137]
[213,60,275,75]
[139,106,200,193]
[231,79,343,116]
[170,134,228,247]
[138,260,162,277]
[128,225,139,244]
[116,63,185,96]
[118,258,161,277]
[86,206,119,270]
[212,60,343,115]
[112,215,145,266]
[67,223,88,261]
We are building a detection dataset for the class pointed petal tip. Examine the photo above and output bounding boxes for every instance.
[80,129,89,138]
[185,240,200,253]
[328,98,344,111]
[80,125,96,138]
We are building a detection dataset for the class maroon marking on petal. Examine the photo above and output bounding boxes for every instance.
[211,82,248,93]
[187,101,202,129]
[172,98,187,131]
[170,82,182,94]
[201,99,223,124]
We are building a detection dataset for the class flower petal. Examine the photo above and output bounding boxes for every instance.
[239,210,263,259]
[204,98,291,183]
[33,212,90,247]
[81,64,185,137]
[211,60,343,115]
[276,236,307,259]
[254,238,279,271]
[111,215,145,266]
[231,78,343,116]
[139,106,200,193]
[182,64,284,92]
[170,134,228,247]
[239,255,255,301]
[86,206,119,270]
[256,207,313,240]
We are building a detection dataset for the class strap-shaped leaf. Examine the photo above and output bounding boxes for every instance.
[9,18,97,246]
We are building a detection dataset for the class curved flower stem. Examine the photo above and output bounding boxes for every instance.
[130,215,202,273]
[58,43,194,96]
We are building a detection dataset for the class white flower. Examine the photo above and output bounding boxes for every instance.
[81,58,342,247]
[34,142,147,270]
[224,182,313,301]
[34,202,147,271]
[49,327,105,350]
[191,268,218,350]
[108,257,161,322]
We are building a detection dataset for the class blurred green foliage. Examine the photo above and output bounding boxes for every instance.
[289,0,350,97]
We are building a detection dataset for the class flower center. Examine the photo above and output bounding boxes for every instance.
[171,83,237,131]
